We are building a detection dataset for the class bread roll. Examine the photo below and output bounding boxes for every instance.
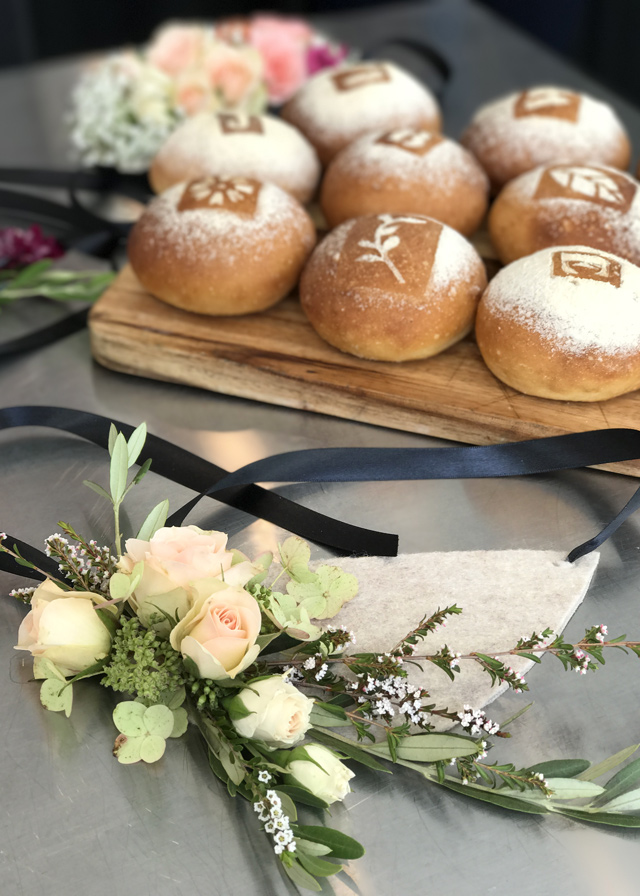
[461,86,631,193]
[489,163,640,266]
[300,213,487,361]
[280,61,441,165]
[321,128,489,235]
[128,175,316,315]
[476,245,640,401]
[149,112,321,203]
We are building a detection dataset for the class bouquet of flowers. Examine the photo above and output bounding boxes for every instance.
[69,17,350,173]
[5,422,640,892]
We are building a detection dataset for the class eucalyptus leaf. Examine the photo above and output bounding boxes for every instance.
[83,480,112,502]
[143,704,175,739]
[309,705,352,728]
[109,572,135,601]
[527,759,591,779]
[577,745,640,782]
[314,565,358,617]
[113,701,147,737]
[126,423,147,466]
[283,860,322,892]
[32,656,66,681]
[40,678,72,717]
[245,552,273,588]
[279,536,315,582]
[600,787,640,813]
[139,734,167,763]
[370,733,478,763]
[298,854,342,878]
[592,757,640,808]
[136,499,169,542]
[110,433,129,503]
[292,826,365,860]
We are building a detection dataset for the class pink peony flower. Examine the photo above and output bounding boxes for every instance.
[0,225,64,268]
[204,44,262,106]
[147,24,206,76]
[249,15,312,104]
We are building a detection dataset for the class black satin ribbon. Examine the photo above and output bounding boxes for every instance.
[4,407,640,585]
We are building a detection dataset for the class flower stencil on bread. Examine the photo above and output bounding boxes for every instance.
[178,175,260,214]
[535,165,635,212]
[356,213,428,283]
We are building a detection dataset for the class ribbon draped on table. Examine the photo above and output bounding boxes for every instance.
[2,407,640,583]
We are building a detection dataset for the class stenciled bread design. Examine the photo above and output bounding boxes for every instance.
[489,163,640,266]
[476,245,640,401]
[280,61,441,165]
[149,111,321,203]
[300,213,487,361]
[128,175,316,316]
[320,128,489,234]
[461,86,631,193]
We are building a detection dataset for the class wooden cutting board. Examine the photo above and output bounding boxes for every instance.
[89,264,640,478]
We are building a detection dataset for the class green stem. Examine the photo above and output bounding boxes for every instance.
[114,502,122,557]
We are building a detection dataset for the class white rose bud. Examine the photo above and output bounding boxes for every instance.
[285,743,355,804]
[15,580,112,676]
[232,675,314,748]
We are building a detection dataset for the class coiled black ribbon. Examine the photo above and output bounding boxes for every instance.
[2,406,640,584]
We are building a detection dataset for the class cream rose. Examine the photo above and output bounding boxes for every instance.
[118,526,258,632]
[169,581,261,680]
[231,675,313,747]
[15,580,112,676]
[285,743,355,804]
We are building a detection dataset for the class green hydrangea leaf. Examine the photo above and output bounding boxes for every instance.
[279,536,316,582]
[40,678,73,716]
[139,734,167,763]
[170,707,188,738]
[113,734,143,764]
[315,566,358,618]
[143,704,174,738]
[113,701,147,736]
[245,551,273,588]
[33,656,66,681]
[109,572,135,601]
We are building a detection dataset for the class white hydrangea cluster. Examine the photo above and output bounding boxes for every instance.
[253,790,296,855]
[69,57,182,172]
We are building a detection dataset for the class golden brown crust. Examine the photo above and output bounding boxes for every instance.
[280,62,442,166]
[299,214,487,362]
[489,164,640,266]
[461,87,631,194]
[320,130,489,235]
[127,177,316,316]
[475,246,640,401]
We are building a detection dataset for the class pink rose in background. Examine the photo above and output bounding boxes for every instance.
[147,25,205,76]
[306,42,349,76]
[174,70,212,114]
[205,44,262,105]
[0,225,63,268]
[249,15,312,104]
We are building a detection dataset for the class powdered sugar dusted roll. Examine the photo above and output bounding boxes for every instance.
[461,86,631,193]
[149,112,321,203]
[128,175,316,316]
[300,213,486,361]
[320,128,489,235]
[280,61,441,165]
[476,246,640,401]
[489,163,640,266]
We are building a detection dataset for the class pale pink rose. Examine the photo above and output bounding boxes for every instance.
[15,580,111,676]
[249,16,311,104]
[118,525,258,631]
[231,675,314,747]
[205,44,262,105]
[147,25,206,76]
[170,581,262,680]
[174,71,213,115]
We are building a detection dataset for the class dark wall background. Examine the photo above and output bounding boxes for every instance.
[0,0,639,107]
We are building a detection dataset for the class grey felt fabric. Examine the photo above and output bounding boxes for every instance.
[330,550,600,730]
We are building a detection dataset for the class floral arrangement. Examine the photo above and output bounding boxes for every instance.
[69,17,350,173]
[0,255,114,311]
[5,423,640,891]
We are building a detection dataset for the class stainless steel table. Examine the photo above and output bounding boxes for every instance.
[2,2,640,894]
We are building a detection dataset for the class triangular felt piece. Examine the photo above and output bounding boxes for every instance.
[331,550,599,730]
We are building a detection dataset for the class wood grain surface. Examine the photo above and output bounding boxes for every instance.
[89,264,640,478]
